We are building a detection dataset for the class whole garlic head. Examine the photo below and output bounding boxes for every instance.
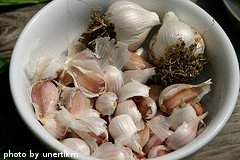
[106,1,160,51]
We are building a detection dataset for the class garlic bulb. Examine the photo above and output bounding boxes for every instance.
[147,145,171,158]
[117,81,150,102]
[159,79,212,114]
[95,92,118,116]
[31,80,59,118]
[62,138,90,155]
[149,11,204,61]
[123,67,156,84]
[115,100,144,130]
[106,1,160,51]
[103,65,124,93]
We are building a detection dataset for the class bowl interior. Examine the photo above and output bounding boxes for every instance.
[10,0,239,159]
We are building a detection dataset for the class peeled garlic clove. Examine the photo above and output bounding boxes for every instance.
[137,123,150,147]
[117,81,150,103]
[123,67,156,84]
[149,11,204,61]
[143,134,166,155]
[149,84,162,103]
[166,117,200,150]
[103,65,124,93]
[148,145,171,158]
[115,100,144,130]
[95,92,118,116]
[133,96,157,119]
[91,142,135,160]
[31,80,59,118]
[106,1,160,51]
[124,51,153,70]
[40,113,66,139]
[159,79,212,114]
[70,65,107,98]
[193,102,205,116]
[61,88,91,118]
[169,103,198,130]
[62,138,90,155]
[147,115,173,141]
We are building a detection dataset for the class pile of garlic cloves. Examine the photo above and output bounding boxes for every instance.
[26,1,212,159]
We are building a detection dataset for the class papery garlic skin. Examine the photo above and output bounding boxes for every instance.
[143,134,165,154]
[106,1,160,51]
[31,80,59,118]
[159,79,212,114]
[103,65,124,93]
[147,145,171,158]
[117,81,150,102]
[137,123,150,147]
[62,138,90,155]
[149,11,204,61]
[115,100,144,130]
[95,92,118,116]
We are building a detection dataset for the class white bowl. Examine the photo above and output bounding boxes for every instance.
[9,0,239,159]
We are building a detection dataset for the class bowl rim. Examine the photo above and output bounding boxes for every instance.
[9,0,240,160]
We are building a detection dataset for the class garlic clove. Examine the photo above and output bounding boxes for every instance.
[31,80,59,118]
[193,102,205,116]
[95,92,118,116]
[115,100,144,130]
[169,103,198,130]
[62,138,90,155]
[69,65,107,98]
[123,67,156,84]
[159,79,212,114]
[124,51,153,70]
[149,84,162,103]
[106,1,160,51]
[103,65,124,94]
[117,81,150,103]
[166,117,200,150]
[143,134,166,155]
[58,70,74,87]
[60,88,91,119]
[133,96,157,119]
[147,145,171,158]
[91,142,135,160]
[39,113,66,139]
[147,115,173,141]
[137,123,150,147]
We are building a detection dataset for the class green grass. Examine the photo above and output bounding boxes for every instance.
[0,0,49,6]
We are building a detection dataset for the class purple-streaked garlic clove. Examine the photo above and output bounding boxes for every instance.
[69,65,107,98]
[62,138,90,155]
[95,92,118,116]
[123,67,156,84]
[117,81,150,103]
[61,88,91,119]
[137,123,150,147]
[147,115,173,141]
[149,85,162,104]
[159,79,212,114]
[91,142,135,160]
[133,96,157,119]
[166,117,201,150]
[193,102,205,116]
[143,134,166,155]
[109,114,144,155]
[147,145,171,158]
[115,100,144,130]
[103,65,124,94]
[39,113,66,139]
[124,51,153,70]
[169,103,198,130]
[31,80,59,118]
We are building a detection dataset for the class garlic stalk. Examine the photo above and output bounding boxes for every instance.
[123,67,156,84]
[106,1,160,51]
[62,138,90,155]
[103,65,124,93]
[159,79,212,114]
[31,80,59,118]
[149,11,204,61]
[147,115,173,141]
[95,92,118,116]
[169,103,198,130]
[117,81,150,102]
[115,100,145,130]
[91,142,135,160]
[147,145,171,158]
